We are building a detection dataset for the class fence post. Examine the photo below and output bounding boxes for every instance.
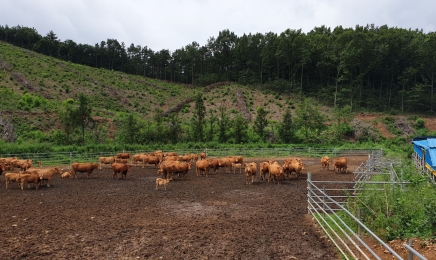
[358,208,361,260]
[70,152,72,165]
[322,185,326,218]
[307,173,311,214]
[408,239,413,260]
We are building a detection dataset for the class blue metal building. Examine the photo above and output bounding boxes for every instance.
[412,136,436,177]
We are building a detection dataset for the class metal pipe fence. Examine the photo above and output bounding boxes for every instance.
[308,151,427,260]
[0,147,382,167]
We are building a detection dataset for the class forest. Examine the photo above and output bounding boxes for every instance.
[1,23,436,114]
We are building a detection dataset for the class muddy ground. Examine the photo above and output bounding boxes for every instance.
[0,156,366,260]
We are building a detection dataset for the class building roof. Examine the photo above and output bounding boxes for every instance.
[413,137,436,169]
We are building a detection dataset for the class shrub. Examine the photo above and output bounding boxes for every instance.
[415,118,425,129]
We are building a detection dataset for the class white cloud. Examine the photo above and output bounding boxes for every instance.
[1,0,435,51]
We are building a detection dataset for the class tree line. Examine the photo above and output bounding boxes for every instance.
[52,92,351,146]
[1,24,435,114]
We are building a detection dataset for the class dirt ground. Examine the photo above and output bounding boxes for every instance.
[0,156,432,259]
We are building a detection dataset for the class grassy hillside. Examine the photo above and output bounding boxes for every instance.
[0,41,299,139]
[0,40,434,146]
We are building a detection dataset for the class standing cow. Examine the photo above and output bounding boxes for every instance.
[333,157,348,174]
[71,162,99,178]
[321,156,330,171]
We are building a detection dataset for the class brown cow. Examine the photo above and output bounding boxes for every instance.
[200,152,206,160]
[227,155,243,164]
[156,178,171,191]
[189,153,198,162]
[0,163,5,175]
[218,158,233,173]
[196,159,210,177]
[71,162,99,178]
[98,156,116,169]
[132,153,148,166]
[207,158,219,174]
[26,167,62,187]
[0,157,18,165]
[19,172,41,190]
[167,161,191,180]
[333,157,348,174]
[158,161,176,179]
[11,159,33,172]
[244,162,257,185]
[259,161,270,180]
[115,158,129,163]
[282,161,305,179]
[268,162,284,184]
[163,155,179,162]
[144,155,161,167]
[164,152,178,157]
[116,153,131,160]
[321,156,330,171]
[111,163,131,180]
[178,154,192,162]
[151,150,162,156]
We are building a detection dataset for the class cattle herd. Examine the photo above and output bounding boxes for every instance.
[0,151,349,190]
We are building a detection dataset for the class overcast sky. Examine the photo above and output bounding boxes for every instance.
[2,0,435,52]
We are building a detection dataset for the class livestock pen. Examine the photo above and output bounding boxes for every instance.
[0,147,381,167]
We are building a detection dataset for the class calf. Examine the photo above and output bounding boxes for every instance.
[61,171,72,178]
[5,172,22,189]
[231,163,242,174]
[155,178,171,190]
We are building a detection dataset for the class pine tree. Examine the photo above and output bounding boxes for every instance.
[253,107,269,141]
[278,108,293,143]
